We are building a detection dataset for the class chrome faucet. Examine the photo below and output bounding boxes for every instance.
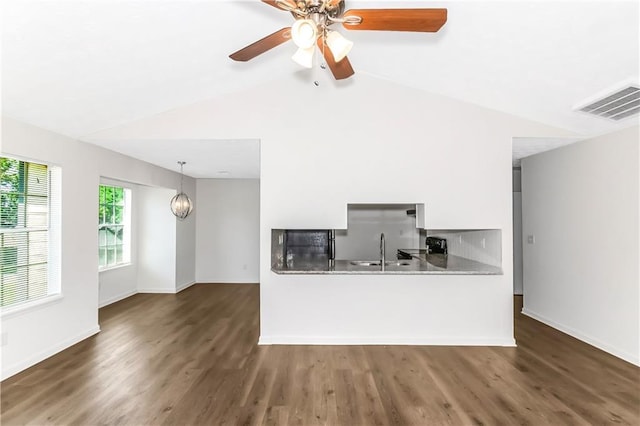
[380,232,386,271]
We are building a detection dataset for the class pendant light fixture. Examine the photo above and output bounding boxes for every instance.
[170,161,193,220]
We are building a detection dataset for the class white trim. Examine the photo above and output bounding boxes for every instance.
[0,226,48,234]
[176,280,196,293]
[98,262,133,273]
[137,288,177,294]
[195,280,259,285]
[99,282,195,306]
[1,325,100,381]
[0,294,63,319]
[258,335,517,347]
[98,289,137,308]
[522,308,640,366]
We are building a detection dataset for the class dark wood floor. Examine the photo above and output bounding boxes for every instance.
[1,284,638,425]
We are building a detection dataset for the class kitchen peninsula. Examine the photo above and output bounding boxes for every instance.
[272,253,502,275]
[271,218,503,275]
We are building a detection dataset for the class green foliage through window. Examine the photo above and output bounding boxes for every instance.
[1,157,50,307]
[98,184,129,268]
[1,158,23,227]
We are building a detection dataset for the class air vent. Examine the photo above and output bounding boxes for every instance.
[576,85,640,121]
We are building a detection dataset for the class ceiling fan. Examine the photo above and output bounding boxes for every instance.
[229,0,447,80]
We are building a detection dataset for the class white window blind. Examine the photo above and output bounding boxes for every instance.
[1,157,60,308]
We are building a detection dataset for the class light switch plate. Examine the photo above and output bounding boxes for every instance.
[527,235,535,244]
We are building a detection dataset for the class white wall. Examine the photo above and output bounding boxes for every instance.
[521,125,639,365]
[89,73,575,347]
[176,194,196,290]
[137,186,177,293]
[512,192,523,294]
[195,179,259,283]
[1,116,196,379]
[512,168,522,192]
[513,168,523,295]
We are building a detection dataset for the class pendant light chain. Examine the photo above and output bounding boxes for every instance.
[179,161,185,193]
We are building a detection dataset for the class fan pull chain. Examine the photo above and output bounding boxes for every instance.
[320,32,327,70]
[313,40,320,86]
[313,32,328,86]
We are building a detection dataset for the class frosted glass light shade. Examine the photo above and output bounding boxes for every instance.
[325,31,353,62]
[291,19,318,49]
[170,192,193,220]
[292,46,315,68]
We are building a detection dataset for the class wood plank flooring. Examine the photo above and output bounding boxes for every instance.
[1,284,638,425]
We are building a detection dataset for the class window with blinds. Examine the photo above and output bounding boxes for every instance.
[98,184,131,269]
[0,157,56,308]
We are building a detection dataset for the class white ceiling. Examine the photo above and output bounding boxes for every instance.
[101,139,261,179]
[2,0,639,177]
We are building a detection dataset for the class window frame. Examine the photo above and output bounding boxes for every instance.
[98,183,131,271]
[0,156,61,312]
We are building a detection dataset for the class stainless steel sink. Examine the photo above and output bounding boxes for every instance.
[389,261,413,266]
[350,260,413,267]
[350,261,381,266]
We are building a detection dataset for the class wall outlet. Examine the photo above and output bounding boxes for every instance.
[458,235,463,244]
[481,238,486,249]
[527,235,535,244]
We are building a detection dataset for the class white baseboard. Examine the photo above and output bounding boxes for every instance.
[1,325,101,381]
[102,282,196,303]
[195,281,259,285]
[258,335,516,347]
[139,281,197,294]
[137,288,176,294]
[98,290,137,308]
[176,280,196,293]
[522,308,639,366]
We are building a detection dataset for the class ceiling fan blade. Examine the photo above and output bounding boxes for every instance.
[229,27,291,62]
[317,37,354,80]
[262,0,296,11]
[342,9,447,32]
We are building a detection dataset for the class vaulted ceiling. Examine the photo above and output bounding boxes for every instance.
[2,1,638,176]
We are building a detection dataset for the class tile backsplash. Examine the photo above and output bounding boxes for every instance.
[422,229,502,267]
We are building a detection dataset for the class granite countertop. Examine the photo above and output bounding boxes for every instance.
[272,252,502,275]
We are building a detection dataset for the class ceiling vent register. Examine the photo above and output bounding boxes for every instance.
[577,85,640,121]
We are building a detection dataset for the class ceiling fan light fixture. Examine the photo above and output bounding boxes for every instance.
[229,2,448,81]
[291,19,318,49]
[292,46,315,68]
[325,30,353,62]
